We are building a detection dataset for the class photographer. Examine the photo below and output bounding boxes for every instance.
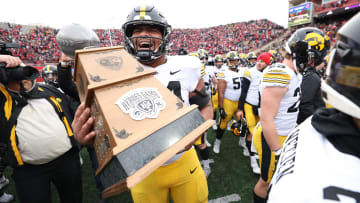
[0,55,19,203]
[0,54,82,203]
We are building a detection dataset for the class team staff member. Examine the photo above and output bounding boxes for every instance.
[0,55,82,203]
[72,5,208,203]
[253,27,316,202]
[213,51,243,154]
[236,52,271,175]
[296,28,328,124]
[268,13,360,202]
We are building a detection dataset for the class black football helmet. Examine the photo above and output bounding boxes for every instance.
[226,51,240,69]
[322,13,360,119]
[198,49,209,60]
[122,5,172,63]
[230,118,248,137]
[247,52,257,67]
[42,65,58,87]
[285,27,327,73]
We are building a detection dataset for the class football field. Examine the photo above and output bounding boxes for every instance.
[4,128,258,203]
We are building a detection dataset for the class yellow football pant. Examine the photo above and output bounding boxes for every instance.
[253,126,287,183]
[211,90,219,111]
[219,99,238,130]
[131,148,208,203]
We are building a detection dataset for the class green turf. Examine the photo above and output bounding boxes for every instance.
[3,128,258,203]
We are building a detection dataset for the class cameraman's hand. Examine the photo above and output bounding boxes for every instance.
[0,55,22,68]
[72,103,96,146]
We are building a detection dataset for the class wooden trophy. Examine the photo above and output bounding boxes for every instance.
[74,46,214,198]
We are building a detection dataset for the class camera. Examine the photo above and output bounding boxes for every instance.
[0,41,19,55]
[0,41,39,84]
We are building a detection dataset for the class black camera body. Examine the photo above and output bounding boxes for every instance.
[0,41,39,84]
[0,41,19,55]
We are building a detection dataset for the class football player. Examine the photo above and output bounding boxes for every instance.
[190,48,214,177]
[268,13,360,202]
[42,64,58,88]
[213,51,243,154]
[238,52,248,67]
[72,5,208,203]
[210,54,225,130]
[236,52,272,175]
[198,49,209,65]
[252,28,309,202]
[247,52,257,68]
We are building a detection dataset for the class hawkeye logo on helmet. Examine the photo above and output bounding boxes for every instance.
[305,32,325,51]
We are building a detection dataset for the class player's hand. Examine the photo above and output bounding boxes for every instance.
[59,52,74,63]
[273,148,281,173]
[235,110,244,120]
[72,103,96,146]
[219,108,227,119]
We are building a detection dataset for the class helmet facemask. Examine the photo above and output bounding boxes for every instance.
[123,23,171,64]
[122,5,172,64]
[322,38,360,119]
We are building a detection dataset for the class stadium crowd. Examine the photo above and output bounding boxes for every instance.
[0,19,285,65]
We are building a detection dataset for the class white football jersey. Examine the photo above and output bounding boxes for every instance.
[268,118,360,203]
[245,67,263,106]
[217,67,242,101]
[260,63,302,136]
[143,55,201,106]
[143,55,201,165]
[213,65,226,79]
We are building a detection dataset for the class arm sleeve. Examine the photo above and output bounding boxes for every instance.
[0,87,12,143]
[262,69,291,88]
[57,64,80,103]
[238,77,250,110]
[297,73,324,124]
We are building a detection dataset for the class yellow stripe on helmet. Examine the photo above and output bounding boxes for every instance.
[140,5,146,19]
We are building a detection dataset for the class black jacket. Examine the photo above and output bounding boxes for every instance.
[0,83,80,167]
[297,69,325,124]
[312,108,360,159]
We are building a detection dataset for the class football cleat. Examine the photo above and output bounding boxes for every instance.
[212,123,218,131]
[213,139,221,154]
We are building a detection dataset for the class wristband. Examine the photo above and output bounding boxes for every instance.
[273,148,281,156]
[60,61,70,68]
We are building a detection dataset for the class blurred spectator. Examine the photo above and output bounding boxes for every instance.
[0,19,285,65]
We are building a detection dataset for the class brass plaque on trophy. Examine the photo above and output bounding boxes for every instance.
[74,46,214,198]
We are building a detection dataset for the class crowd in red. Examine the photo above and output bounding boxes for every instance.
[0,19,285,65]
[0,17,349,66]
[315,0,359,12]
